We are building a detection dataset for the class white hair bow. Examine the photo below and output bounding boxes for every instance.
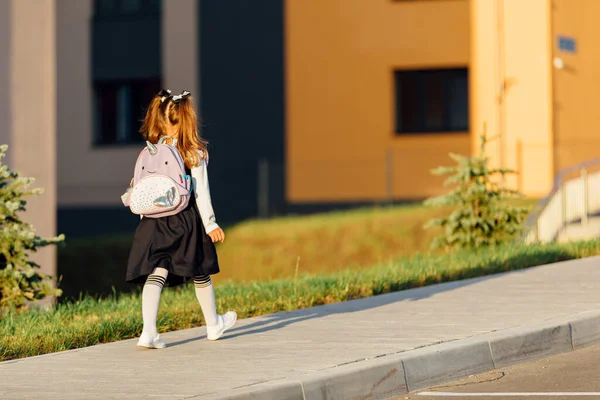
[172,90,191,103]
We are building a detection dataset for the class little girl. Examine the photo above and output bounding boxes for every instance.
[126,89,236,349]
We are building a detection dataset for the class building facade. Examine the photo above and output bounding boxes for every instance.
[286,0,470,203]
[55,0,286,237]
[1,0,599,278]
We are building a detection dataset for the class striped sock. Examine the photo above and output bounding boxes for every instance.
[194,275,218,326]
[142,268,168,337]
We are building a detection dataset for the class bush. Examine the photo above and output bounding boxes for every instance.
[424,131,532,251]
[0,145,64,311]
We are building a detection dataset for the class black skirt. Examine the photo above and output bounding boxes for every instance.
[125,190,220,287]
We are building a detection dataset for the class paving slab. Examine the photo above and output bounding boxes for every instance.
[1,257,600,399]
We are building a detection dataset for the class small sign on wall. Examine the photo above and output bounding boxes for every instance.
[557,35,576,54]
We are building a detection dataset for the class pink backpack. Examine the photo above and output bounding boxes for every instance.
[121,137,191,218]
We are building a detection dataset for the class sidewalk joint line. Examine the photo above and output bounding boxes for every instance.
[487,340,496,370]
[568,322,576,351]
[299,379,307,400]
[401,359,410,393]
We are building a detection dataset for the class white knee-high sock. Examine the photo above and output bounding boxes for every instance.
[193,275,218,326]
[142,267,169,337]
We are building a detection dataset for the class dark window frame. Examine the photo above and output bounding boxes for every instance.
[92,0,162,147]
[94,0,161,19]
[92,78,161,146]
[394,67,469,135]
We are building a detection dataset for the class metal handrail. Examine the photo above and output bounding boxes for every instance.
[522,156,600,242]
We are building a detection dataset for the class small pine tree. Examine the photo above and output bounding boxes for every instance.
[0,144,64,310]
[423,130,531,251]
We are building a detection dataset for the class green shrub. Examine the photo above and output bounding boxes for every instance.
[424,131,532,251]
[0,145,64,311]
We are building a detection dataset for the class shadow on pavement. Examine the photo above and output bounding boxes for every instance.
[167,250,582,347]
[168,255,567,347]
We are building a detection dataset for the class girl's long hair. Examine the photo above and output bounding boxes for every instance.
[140,91,208,169]
[140,94,168,145]
[167,95,208,168]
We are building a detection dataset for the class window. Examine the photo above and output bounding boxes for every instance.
[92,0,161,145]
[93,79,161,145]
[394,68,469,134]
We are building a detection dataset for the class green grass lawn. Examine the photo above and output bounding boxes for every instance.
[57,200,537,299]
[3,237,598,362]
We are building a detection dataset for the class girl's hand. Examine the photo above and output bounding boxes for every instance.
[208,228,225,243]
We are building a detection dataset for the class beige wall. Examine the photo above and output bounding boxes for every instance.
[163,0,200,109]
[471,0,554,197]
[502,0,554,195]
[286,0,471,202]
[57,0,200,207]
[0,0,11,161]
[0,0,57,277]
[469,0,501,169]
[552,0,600,173]
[57,0,138,207]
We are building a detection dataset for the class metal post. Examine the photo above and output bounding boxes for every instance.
[581,168,589,226]
[257,158,269,219]
[386,148,393,205]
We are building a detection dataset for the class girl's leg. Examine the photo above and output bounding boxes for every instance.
[193,275,237,340]
[193,275,218,326]
[138,267,169,348]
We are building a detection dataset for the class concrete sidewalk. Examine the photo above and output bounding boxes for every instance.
[1,257,600,399]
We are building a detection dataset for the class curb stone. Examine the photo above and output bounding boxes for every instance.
[569,310,600,349]
[401,337,493,392]
[204,310,600,400]
[488,321,572,369]
[299,354,407,400]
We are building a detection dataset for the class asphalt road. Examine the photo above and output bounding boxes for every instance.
[398,344,600,400]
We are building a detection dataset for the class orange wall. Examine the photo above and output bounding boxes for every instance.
[552,0,600,173]
[503,0,553,196]
[285,0,471,202]
[470,0,554,197]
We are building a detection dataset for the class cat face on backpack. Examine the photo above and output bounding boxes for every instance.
[135,142,185,184]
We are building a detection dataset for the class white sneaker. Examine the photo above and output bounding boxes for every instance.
[207,311,237,341]
[137,332,167,349]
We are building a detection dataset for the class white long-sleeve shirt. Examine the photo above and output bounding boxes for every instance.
[191,154,220,234]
